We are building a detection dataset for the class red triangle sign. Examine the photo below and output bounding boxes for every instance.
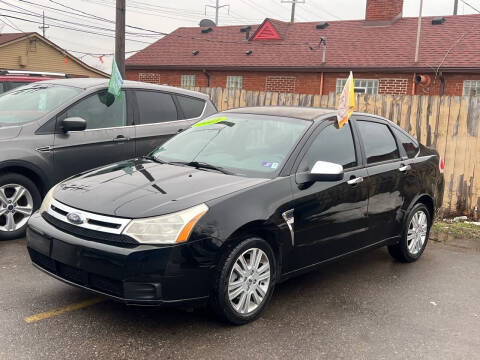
[251,20,281,41]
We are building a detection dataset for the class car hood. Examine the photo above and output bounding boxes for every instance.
[0,125,21,140]
[54,159,267,218]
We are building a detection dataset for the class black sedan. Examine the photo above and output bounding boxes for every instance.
[26,107,444,324]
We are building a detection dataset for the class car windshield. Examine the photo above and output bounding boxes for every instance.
[0,84,82,125]
[151,114,311,178]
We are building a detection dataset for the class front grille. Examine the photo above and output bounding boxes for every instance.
[47,198,131,235]
[29,248,123,298]
[42,212,137,246]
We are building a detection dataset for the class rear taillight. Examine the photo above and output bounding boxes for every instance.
[439,157,444,173]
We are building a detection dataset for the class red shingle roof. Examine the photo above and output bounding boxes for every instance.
[0,32,32,46]
[126,15,480,72]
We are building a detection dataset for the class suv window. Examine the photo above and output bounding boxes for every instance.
[65,90,126,130]
[177,95,205,118]
[135,91,177,124]
[391,127,419,158]
[357,121,400,164]
[299,122,357,172]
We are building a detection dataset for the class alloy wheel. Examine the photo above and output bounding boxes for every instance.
[0,184,34,232]
[228,248,271,315]
[407,210,428,255]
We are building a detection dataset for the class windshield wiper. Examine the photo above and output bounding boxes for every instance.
[169,161,234,175]
[144,155,169,164]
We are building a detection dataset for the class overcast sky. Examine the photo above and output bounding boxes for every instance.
[0,0,476,73]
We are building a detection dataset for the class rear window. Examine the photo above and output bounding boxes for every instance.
[177,95,205,118]
[357,121,400,164]
[391,127,419,158]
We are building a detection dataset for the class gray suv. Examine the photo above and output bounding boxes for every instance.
[0,78,216,239]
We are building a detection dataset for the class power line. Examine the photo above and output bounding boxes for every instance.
[0,14,153,44]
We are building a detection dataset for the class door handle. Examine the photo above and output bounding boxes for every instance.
[399,164,411,172]
[113,135,129,142]
[347,176,364,185]
[177,128,184,133]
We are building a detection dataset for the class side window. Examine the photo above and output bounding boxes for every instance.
[177,95,205,119]
[65,90,126,130]
[357,121,400,164]
[391,127,419,158]
[0,82,4,93]
[135,90,177,125]
[299,122,357,172]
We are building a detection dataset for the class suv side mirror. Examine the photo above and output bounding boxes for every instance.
[62,117,86,132]
[297,160,344,184]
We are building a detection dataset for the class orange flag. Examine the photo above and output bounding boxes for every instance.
[337,71,356,128]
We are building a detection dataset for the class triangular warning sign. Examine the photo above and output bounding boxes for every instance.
[251,20,282,41]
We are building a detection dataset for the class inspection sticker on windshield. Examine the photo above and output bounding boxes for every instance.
[261,161,279,169]
[193,116,227,127]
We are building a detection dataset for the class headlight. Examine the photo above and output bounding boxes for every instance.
[122,203,208,244]
[39,184,58,214]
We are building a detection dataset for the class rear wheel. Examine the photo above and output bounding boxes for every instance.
[211,237,276,325]
[388,203,431,263]
[0,173,41,241]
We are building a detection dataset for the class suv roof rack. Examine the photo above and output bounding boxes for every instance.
[0,70,68,77]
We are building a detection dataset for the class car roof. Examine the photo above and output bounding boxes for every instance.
[37,78,210,100]
[224,106,335,120]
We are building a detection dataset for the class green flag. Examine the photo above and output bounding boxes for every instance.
[108,58,123,97]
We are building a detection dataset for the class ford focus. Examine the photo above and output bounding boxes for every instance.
[26,107,444,324]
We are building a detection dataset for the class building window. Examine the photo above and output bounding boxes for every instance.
[226,76,243,89]
[462,80,480,96]
[336,79,379,94]
[181,74,195,88]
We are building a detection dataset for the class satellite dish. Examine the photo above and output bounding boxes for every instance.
[199,19,216,27]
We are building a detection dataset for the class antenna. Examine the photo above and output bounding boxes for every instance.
[205,0,230,26]
[281,0,306,23]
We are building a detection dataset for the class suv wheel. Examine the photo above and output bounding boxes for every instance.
[211,237,276,325]
[388,203,431,263]
[0,173,41,240]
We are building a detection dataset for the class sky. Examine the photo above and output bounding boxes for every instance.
[0,0,477,73]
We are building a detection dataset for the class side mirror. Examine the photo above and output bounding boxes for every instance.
[297,160,344,184]
[62,117,86,132]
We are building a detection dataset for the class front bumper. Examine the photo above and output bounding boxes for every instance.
[26,213,216,305]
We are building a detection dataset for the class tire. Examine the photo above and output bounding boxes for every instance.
[388,203,431,263]
[0,173,41,241]
[210,236,276,325]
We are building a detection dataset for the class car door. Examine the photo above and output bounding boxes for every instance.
[132,90,204,157]
[288,119,369,271]
[354,117,406,242]
[52,89,135,182]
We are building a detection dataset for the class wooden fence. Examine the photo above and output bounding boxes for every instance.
[186,87,480,218]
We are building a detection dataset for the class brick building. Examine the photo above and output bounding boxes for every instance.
[126,0,480,96]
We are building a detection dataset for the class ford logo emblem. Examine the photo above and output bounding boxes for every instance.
[66,212,86,225]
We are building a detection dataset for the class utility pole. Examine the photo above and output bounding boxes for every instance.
[205,0,229,26]
[414,0,423,63]
[281,0,305,23]
[454,0,459,14]
[115,0,125,77]
[39,11,49,37]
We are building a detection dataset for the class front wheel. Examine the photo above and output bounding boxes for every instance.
[211,237,276,325]
[0,173,41,241]
[388,203,431,263]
